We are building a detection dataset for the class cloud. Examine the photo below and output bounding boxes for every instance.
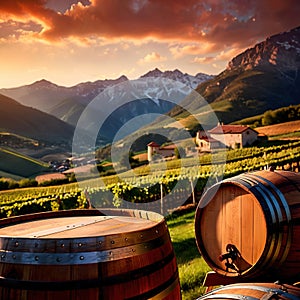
[169,43,218,58]
[138,51,166,64]
[216,48,242,61]
[0,19,42,41]
[193,56,214,64]
[193,47,242,65]
[0,0,299,51]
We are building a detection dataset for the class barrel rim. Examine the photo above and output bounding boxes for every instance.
[0,209,169,260]
[195,179,268,277]
[195,170,294,279]
[197,282,300,300]
[0,208,164,227]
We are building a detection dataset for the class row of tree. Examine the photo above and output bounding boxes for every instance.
[262,104,300,126]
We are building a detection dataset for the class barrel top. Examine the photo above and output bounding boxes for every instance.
[0,214,158,239]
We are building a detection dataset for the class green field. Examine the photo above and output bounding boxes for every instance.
[0,146,49,178]
[167,208,211,299]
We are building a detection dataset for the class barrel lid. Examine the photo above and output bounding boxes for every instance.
[0,215,157,239]
[0,209,160,239]
[195,182,267,276]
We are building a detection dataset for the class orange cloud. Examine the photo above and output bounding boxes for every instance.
[0,0,299,50]
[193,47,243,66]
[138,51,166,64]
[193,56,214,64]
[169,43,218,58]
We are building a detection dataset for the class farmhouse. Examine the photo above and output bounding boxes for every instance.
[147,142,176,161]
[195,132,222,152]
[196,124,258,151]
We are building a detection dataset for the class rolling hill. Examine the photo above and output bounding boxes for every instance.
[49,96,87,126]
[0,93,75,145]
[0,147,50,178]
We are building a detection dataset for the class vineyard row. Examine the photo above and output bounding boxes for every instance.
[1,142,300,218]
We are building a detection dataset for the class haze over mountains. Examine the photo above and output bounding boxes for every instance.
[0,69,212,146]
[0,26,300,149]
[0,69,212,124]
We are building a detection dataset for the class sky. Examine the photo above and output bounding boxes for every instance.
[0,0,299,88]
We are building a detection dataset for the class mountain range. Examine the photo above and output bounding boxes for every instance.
[0,70,212,125]
[174,26,300,126]
[1,25,300,153]
[0,69,212,147]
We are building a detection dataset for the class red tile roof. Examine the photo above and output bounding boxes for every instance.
[160,144,176,150]
[198,135,219,143]
[147,141,176,150]
[147,141,160,147]
[209,125,257,134]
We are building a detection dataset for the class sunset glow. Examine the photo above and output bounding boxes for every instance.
[0,0,299,88]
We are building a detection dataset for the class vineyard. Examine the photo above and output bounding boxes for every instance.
[1,141,300,218]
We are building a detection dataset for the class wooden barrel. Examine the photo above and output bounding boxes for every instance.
[196,282,300,300]
[0,209,181,300]
[195,170,300,281]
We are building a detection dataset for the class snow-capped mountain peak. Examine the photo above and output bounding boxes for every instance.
[140,68,213,89]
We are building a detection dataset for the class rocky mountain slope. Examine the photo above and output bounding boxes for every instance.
[140,68,213,89]
[179,26,300,125]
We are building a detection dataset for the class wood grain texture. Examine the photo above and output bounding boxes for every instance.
[195,170,300,282]
[197,282,300,300]
[0,209,181,300]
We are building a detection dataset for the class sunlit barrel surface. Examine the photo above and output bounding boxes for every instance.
[195,170,300,281]
[0,209,181,300]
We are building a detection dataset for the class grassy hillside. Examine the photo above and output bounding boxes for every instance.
[0,93,74,144]
[0,132,39,148]
[255,120,300,139]
[0,147,50,178]
[49,96,86,126]
[178,68,299,127]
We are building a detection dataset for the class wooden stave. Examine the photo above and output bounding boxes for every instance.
[195,170,300,281]
[0,209,181,300]
[196,282,300,300]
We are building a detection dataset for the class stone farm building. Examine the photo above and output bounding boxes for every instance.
[147,142,176,161]
[195,133,221,152]
[196,124,258,152]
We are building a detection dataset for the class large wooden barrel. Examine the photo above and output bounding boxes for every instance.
[196,282,300,300]
[195,170,300,281]
[0,209,181,299]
